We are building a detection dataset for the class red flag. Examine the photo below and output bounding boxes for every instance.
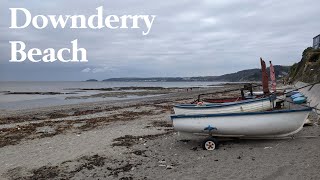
[260,58,269,94]
[269,61,276,92]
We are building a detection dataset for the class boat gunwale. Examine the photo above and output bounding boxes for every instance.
[173,97,271,109]
[170,107,312,119]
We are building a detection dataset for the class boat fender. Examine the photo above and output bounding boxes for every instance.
[293,97,306,104]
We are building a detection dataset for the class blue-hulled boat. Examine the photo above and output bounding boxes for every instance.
[171,108,312,138]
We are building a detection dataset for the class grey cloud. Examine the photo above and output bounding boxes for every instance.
[81,68,91,73]
[0,0,319,81]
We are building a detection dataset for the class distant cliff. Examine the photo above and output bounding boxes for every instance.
[213,65,290,82]
[86,79,98,82]
[103,65,290,82]
[288,47,320,83]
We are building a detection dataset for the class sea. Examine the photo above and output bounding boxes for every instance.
[0,81,226,110]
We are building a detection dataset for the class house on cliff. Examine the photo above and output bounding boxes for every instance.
[313,34,320,49]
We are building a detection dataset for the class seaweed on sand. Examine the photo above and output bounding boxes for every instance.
[7,154,107,180]
[112,131,173,147]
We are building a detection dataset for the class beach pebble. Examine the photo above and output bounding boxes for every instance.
[166,165,174,169]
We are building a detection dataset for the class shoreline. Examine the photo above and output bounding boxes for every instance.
[0,85,237,118]
[0,82,230,111]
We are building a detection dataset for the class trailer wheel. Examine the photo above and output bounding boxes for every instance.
[202,137,219,150]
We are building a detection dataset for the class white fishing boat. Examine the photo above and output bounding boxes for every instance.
[170,108,312,150]
[174,97,274,115]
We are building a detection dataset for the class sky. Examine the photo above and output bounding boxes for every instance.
[0,0,319,81]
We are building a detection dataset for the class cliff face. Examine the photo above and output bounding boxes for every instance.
[289,47,320,83]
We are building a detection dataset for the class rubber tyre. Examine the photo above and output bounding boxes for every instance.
[202,137,219,150]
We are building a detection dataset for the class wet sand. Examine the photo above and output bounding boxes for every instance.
[0,84,319,180]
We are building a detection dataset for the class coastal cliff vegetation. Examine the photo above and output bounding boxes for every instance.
[288,47,320,83]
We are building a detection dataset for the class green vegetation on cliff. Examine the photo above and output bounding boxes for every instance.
[288,47,320,83]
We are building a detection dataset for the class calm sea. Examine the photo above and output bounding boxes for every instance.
[0,81,225,110]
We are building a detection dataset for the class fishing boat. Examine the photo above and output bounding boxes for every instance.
[170,107,312,150]
[174,97,274,115]
[195,58,272,104]
[198,83,262,104]
[201,96,246,103]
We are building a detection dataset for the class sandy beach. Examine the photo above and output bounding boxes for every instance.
[0,84,319,180]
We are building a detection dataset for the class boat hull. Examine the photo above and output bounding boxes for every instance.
[174,98,273,115]
[202,97,244,103]
[170,108,311,138]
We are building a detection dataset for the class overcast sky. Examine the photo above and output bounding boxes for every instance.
[0,0,319,81]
